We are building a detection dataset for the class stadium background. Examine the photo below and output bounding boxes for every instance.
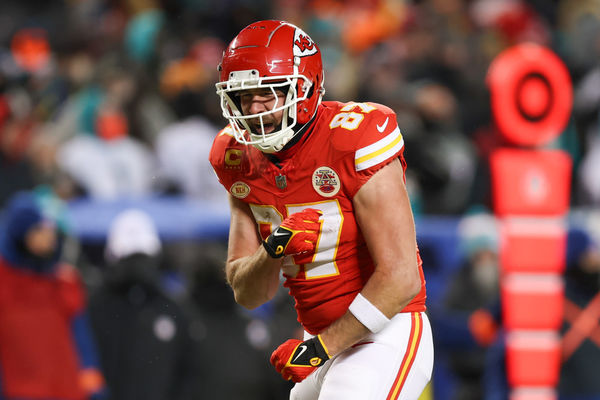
[0,0,599,399]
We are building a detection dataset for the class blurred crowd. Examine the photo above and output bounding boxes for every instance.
[0,0,600,399]
[0,0,599,213]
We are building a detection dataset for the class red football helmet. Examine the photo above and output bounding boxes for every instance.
[216,20,325,153]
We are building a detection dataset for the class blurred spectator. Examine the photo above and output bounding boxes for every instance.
[55,63,158,200]
[189,255,296,400]
[154,110,225,202]
[0,0,594,213]
[470,0,552,47]
[124,7,165,66]
[88,209,200,400]
[0,87,37,207]
[431,211,500,400]
[573,66,600,206]
[153,38,227,203]
[355,2,481,214]
[0,191,105,400]
[560,227,600,400]
[57,132,156,200]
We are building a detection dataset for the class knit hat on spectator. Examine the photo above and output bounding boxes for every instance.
[105,209,161,262]
[0,191,58,270]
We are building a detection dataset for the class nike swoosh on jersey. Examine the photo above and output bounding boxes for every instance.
[292,345,308,363]
[376,117,389,133]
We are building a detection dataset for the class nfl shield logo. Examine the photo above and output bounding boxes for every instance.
[275,175,287,190]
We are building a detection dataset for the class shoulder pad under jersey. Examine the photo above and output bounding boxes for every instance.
[324,101,404,172]
[209,124,250,177]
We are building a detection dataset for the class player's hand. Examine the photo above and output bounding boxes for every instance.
[270,335,331,382]
[263,208,321,259]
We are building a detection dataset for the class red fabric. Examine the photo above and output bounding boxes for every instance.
[210,101,426,334]
[490,148,572,216]
[0,258,86,400]
[279,208,322,261]
[270,339,319,382]
[96,109,128,141]
[469,309,498,346]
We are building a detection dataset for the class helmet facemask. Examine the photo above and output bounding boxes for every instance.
[216,69,313,153]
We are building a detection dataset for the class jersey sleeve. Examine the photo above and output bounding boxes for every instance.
[341,103,406,197]
[208,125,239,192]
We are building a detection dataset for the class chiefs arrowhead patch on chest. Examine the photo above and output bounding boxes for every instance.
[312,166,341,197]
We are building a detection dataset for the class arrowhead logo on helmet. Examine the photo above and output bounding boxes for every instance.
[294,30,317,57]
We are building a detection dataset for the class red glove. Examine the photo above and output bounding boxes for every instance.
[270,335,331,382]
[263,208,321,259]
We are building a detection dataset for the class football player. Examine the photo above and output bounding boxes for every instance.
[209,20,433,400]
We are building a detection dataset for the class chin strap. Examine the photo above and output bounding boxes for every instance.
[279,111,318,152]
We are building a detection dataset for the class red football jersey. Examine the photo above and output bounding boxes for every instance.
[209,101,426,334]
